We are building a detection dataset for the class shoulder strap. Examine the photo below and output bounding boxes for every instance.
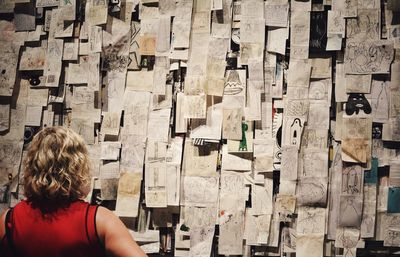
[85,204,104,250]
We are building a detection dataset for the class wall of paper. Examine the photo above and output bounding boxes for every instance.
[1,0,400,256]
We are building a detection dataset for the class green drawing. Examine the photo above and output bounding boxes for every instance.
[239,123,248,151]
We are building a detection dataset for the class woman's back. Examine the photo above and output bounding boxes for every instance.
[1,127,147,257]
[3,200,105,257]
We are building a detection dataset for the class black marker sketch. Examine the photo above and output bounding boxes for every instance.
[370,80,389,122]
[289,118,302,146]
[224,70,245,95]
[345,93,372,115]
[342,165,363,194]
[345,41,394,74]
[347,9,380,41]
[273,114,282,170]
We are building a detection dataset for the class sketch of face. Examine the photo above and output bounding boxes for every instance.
[309,82,325,99]
[346,93,372,115]
[345,0,355,8]
[348,169,359,193]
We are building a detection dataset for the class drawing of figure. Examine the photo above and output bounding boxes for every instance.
[310,80,326,100]
[333,12,344,32]
[361,215,374,235]
[345,93,372,115]
[48,41,62,57]
[341,237,358,257]
[289,118,302,146]
[298,209,323,234]
[224,110,240,138]
[374,81,389,120]
[347,11,379,40]
[342,165,362,194]
[345,0,357,10]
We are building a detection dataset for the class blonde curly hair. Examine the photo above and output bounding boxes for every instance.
[23,126,91,206]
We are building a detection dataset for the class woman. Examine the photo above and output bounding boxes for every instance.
[0,126,147,257]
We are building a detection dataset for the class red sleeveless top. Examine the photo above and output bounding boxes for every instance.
[1,200,106,257]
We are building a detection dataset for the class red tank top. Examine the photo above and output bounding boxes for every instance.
[1,200,106,257]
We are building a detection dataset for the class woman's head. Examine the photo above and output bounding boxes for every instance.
[23,126,91,206]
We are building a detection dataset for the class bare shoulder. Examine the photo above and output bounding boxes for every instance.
[0,208,10,239]
[96,206,124,231]
[95,206,148,257]
[96,206,116,223]
[95,206,118,242]
[95,206,133,241]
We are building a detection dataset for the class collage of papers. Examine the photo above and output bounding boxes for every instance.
[1,0,400,256]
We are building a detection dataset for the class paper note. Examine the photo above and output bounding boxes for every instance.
[219,172,246,255]
[181,176,219,207]
[115,172,142,217]
[344,40,394,74]
[264,1,289,27]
